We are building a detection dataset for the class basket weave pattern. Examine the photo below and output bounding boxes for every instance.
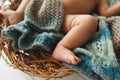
[0,0,120,79]
[0,0,74,79]
[0,19,74,79]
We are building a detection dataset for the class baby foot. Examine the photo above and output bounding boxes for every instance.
[1,7,23,25]
[52,45,81,65]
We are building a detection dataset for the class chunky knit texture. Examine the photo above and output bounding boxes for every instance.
[1,0,120,80]
[107,0,120,5]
[64,17,120,80]
[25,0,64,33]
[2,0,64,52]
[108,16,120,54]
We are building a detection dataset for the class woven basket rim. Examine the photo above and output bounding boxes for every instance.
[0,0,74,79]
[1,0,120,79]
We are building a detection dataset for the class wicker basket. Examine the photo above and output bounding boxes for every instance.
[0,38,74,79]
[0,0,120,79]
[0,0,74,79]
[0,15,74,79]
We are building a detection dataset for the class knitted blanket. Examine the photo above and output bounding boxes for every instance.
[64,17,120,80]
[1,0,120,80]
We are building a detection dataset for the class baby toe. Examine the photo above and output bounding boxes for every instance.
[71,56,81,65]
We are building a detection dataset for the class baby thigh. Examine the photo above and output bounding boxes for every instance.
[60,14,98,49]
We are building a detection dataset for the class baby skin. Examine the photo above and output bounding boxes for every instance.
[52,0,120,65]
[1,8,23,25]
[2,0,120,65]
[52,15,98,65]
[52,0,99,65]
[1,0,29,25]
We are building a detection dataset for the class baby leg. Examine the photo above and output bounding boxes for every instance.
[1,7,23,25]
[52,15,98,65]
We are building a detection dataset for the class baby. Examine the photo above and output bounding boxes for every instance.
[0,0,29,24]
[1,0,120,65]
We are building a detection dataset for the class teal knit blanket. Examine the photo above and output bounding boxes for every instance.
[1,0,120,80]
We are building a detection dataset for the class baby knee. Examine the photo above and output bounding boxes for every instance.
[72,15,98,26]
[85,15,98,25]
[82,15,98,30]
